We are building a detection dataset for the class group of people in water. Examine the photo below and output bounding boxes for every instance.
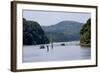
[40,40,54,52]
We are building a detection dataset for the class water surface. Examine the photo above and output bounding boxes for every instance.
[22,41,91,63]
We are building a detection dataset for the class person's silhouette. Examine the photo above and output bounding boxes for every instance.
[51,40,53,49]
[47,45,49,52]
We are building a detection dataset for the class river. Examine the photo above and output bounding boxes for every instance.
[22,41,91,63]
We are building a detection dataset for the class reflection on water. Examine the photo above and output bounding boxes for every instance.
[22,41,91,63]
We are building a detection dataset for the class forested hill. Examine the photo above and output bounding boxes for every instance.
[42,21,83,42]
[23,18,49,45]
[80,18,91,46]
[23,18,90,45]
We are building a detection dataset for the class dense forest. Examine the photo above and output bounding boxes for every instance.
[80,18,91,47]
[23,18,91,46]
[23,18,49,45]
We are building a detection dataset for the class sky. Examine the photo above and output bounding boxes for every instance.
[23,10,91,26]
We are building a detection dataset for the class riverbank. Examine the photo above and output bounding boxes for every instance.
[80,43,91,47]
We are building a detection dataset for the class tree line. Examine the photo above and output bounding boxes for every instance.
[23,18,49,45]
[80,18,91,47]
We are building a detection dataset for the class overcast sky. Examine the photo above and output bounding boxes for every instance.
[23,10,91,26]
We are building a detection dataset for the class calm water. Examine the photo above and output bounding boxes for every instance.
[22,41,91,63]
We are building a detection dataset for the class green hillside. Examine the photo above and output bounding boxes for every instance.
[42,21,83,42]
[23,18,49,45]
[80,18,91,47]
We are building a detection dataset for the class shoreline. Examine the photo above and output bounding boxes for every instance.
[80,43,91,47]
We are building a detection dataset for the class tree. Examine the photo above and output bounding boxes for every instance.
[80,18,91,46]
[23,18,50,45]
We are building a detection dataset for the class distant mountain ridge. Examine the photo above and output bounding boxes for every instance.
[42,21,83,32]
[42,21,84,42]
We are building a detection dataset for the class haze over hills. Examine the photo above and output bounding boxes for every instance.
[42,21,84,42]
